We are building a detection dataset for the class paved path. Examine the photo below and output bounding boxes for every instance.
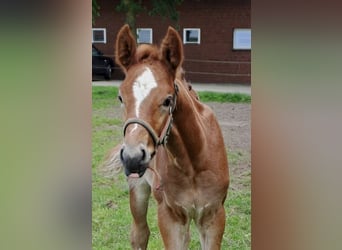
[92,80,251,95]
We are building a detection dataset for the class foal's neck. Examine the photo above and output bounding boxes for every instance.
[167,82,206,163]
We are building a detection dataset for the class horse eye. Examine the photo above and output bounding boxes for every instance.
[162,96,173,107]
[118,95,123,103]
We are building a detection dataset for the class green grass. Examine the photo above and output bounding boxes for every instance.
[198,91,251,103]
[92,86,251,249]
[92,86,119,109]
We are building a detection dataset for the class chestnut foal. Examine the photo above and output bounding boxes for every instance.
[113,25,229,250]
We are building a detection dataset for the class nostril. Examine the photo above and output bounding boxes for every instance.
[120,147,124,162]
[141,147,146,161]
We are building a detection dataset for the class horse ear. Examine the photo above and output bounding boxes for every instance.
[160,27,184,74]
[115,24,137,73]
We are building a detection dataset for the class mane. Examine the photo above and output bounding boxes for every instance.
[176,67,199,100]
[135,44,159,64]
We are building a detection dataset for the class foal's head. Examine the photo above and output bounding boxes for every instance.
[115,25,183,178]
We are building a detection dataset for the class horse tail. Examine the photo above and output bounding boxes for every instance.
[99,144,123,177]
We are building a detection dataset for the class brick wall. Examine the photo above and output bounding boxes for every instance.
[93,0,251,84]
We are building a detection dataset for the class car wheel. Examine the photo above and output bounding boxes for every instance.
[104,64,112,80]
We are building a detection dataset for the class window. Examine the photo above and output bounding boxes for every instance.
[233,28,251,50]
[137,28,152,44]
[183,28,201,44]
[92,28,106,43]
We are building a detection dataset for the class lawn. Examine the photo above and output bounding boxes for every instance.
[92,86,251,249]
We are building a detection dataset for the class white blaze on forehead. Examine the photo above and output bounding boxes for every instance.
[132,67,157,117]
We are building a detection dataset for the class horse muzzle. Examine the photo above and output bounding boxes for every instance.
[120,144,151,178]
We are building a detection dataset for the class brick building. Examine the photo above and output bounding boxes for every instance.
[92,0,251,84]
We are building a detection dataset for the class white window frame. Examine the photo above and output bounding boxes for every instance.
[137,28,153,44]
[233,28,251,50]
[183,28,201,44]
[92,28,106,43]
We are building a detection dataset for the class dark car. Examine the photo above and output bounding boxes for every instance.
[92,45,114,80]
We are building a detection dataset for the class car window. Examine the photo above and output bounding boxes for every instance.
[92,48,100,56]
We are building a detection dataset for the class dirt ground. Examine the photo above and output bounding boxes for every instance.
[207,102,251,191]
[207,102,251,152]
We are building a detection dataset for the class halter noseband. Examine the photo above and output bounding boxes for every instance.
[122,83,179,157]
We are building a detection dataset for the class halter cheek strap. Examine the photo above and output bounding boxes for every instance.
[122,83,179,156]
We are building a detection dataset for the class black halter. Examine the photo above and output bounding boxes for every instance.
[122,83,179,157]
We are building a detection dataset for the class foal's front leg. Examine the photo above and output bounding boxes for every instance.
[157,203,191,250]
[128,178,151,250]
[197,204,226,250]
